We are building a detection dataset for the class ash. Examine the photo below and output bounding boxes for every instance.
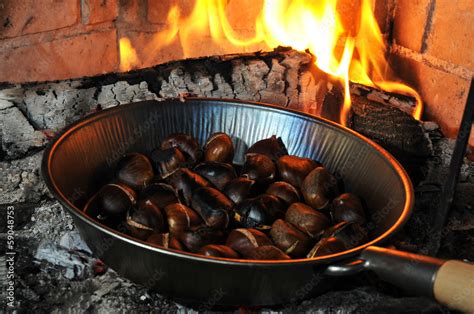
[1,50,473,312]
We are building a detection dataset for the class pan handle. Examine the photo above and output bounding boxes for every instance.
[325,246,474,312]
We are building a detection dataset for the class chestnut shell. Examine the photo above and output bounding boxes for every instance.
[223,177,257,204]
[93,183,137,216]
[277,155,320,188]
[331,193,366,224]
[161,133,203,165]
[150,147,185,179]
[246,245,291,260]
[164,203,202,237]
[285,202,330,238]
[226,228,273,256]
[117,153,154,190]
[307,237,346,258]
[167,168,212,205]
[180,226,226,253]
[265,181,300,205]
[301,166,336,209]
[126,199,165,240]
[203,132,234,163]
[323,221,368,250]
[241,153,276,185]
[146,233,184,250]
[194,162,237,190]
[233,195,285,229]
[198,244,240,259]
[246,135,288,161]
[270,219,313,258]
[191,187,233,229]
[84,183,136,229]
[140,183,179,209]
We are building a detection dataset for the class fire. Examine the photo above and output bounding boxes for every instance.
[119,0,423,124]
[119,37,138,72]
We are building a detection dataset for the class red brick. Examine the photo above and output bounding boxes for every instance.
[82,0,118,25]
[118,0,148,25]
[147,0,194,25]
[425,0,474,71]
[390,54,473,146]
[393,0,431,52]
[373,0,395,34]
[0,0,80,39]
[0,29,118,83]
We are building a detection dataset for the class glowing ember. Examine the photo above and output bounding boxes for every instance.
[119,0,423,124]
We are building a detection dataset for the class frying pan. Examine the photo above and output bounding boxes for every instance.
[42,98,474,312]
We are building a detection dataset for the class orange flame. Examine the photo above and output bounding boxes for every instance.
[119,37,139,72]
[119,0,423,124]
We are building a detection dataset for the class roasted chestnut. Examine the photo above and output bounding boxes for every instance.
[91,183,137,216]
[140,183,179,209]
[233,195,285,229]
[198,244,240,258]
[241,153,276,185]
[307,237,346,258]
[116,153,154,190]
[270,219,313,258]
[331,193,366,224]
[191,187,233,229]
[301,167,336,209]
[226,228,273,256]
[164,203,202,236]
[323,221,368,250]
[285,202,330,238]
[194,162,237,190]
[167,168,212,205]
[84,183,136,229]
[161,133,203,165]
[151,147,185,179]
[277,155,320,188]
[223,177,257,204]
[203,132,234,163]
[265,181,300,205]
[246,135,288,161]
[126,199,165,240]
[258,194,287,214]
[245,245,291,260]
[180,226,226,252]
[86,131,373,261]
[146,233,185,250]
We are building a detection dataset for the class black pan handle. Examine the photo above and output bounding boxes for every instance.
[325,246,474,312]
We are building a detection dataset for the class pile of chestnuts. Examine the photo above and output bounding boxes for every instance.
[84,133,369,260]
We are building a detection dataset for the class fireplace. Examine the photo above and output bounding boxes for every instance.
[1,0,473,312]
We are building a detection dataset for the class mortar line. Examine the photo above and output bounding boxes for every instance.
[421,0,437,53]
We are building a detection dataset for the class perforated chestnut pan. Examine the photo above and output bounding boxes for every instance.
[42,98,474,312]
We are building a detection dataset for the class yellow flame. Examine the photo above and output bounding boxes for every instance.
[119,37,139,72]
[119,0,423,123]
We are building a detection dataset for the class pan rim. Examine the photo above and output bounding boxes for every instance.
[41,97,414,267]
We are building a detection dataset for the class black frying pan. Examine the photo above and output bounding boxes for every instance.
[41,98,474,312]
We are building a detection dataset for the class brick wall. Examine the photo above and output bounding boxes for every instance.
[389,0,474,146]
[0,0,267,83]
[0,0,473,146]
